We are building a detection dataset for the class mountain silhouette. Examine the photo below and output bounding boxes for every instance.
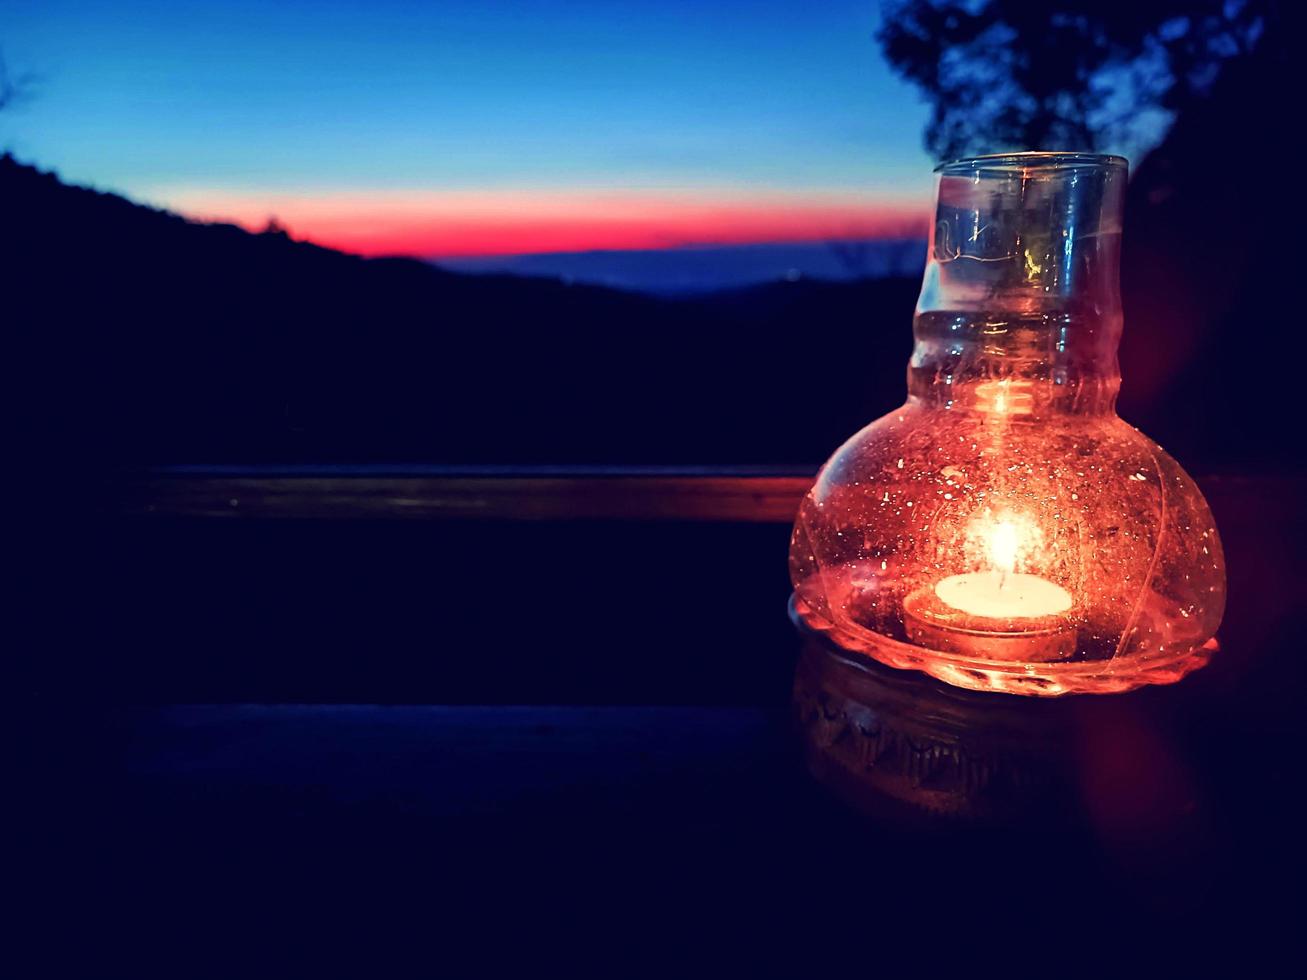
[5,154,920,466]
[4,154,1284,472]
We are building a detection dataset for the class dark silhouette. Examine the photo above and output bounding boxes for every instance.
[877,0,1273,160]
[877,1,1292,473]
[6,148,1293,471]
[4,154,920,466]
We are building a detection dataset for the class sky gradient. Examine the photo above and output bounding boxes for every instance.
[0,0,937,257]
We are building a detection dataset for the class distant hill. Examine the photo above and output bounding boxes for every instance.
[438,239,927,295]
[3,155,918,465]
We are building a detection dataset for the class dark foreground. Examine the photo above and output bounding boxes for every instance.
[19,472,1303,971]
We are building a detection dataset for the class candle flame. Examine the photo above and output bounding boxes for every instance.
[989,520,1020,576]
[967,510,1044,586]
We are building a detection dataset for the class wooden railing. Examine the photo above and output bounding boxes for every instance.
[105,466,1298,531]
[107,464,818,522]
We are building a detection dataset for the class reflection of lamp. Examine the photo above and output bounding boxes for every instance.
[791,617,1081,822]
[790,153,1225,696]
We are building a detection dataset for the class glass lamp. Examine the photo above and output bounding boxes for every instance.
[790,152,1225,696]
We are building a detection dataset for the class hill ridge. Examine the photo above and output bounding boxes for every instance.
[4,154,921,464]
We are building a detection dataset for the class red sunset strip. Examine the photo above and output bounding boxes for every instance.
[170,191,929,258]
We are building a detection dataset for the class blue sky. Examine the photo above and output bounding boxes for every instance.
[0,0,938,255]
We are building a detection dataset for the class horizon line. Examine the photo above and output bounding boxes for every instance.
[151,184,931,259]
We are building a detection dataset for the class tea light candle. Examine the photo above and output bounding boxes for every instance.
[901,519,1076,662]
[934,570,1072,619]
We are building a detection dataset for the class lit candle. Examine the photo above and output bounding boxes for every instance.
[933,570,1072,619]
[933,519,1072,618]
[902,518,1076,662]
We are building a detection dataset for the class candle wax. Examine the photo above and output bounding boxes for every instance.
[934,570,1072,619]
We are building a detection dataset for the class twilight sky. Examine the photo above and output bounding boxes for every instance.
[0,0,937,257]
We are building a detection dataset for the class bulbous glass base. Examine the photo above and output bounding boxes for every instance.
[789,405,1226,697]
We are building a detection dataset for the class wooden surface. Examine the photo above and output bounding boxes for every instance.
[108,465,816,522]
[54,469,1305,705]
[104,466,1302,524]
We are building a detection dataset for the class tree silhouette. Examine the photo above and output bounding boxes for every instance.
[877,0,1273,160]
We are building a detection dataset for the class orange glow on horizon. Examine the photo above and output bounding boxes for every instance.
[155,186,929,258]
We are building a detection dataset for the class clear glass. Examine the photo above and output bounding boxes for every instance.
[790,152,1225,695]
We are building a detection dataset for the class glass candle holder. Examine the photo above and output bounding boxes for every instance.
[789,152,1225,696]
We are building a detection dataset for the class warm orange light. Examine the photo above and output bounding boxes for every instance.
[790,153,1225,696]
[987,519,1020,574]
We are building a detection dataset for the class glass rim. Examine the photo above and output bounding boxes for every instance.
[935,151,1128,175]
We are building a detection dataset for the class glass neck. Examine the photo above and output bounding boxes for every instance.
[908,153,1127,418]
